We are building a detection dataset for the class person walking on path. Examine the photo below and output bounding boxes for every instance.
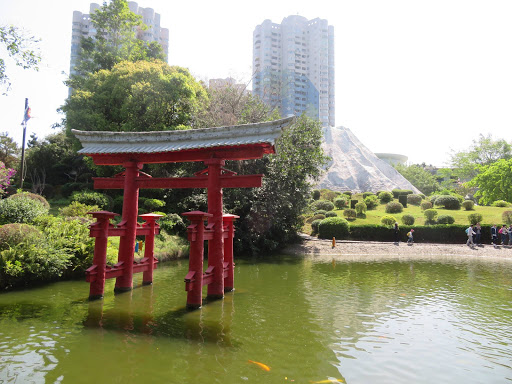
[508,224,512,245]
[491,224,498,245]
[500,225,508,245]
[475,223,482,245]
[394,222,400,244]
[407,229,414,244]
[466,224,476,246]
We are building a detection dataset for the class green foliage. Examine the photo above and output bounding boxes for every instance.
[0,132,20,169]
[333,195,348,209]
[407,194,422,206]
[424,209,438,222]
[355,202,367,216]
[8,192,49,209]
[378,191,393,203]
[462,200,475,210]
[342,191,352,197]
[392,189,414,198]
[437,215,455,224]
[313,210,327,216]
[421,201,433,210]
[362,192,374,198]
[502,211,512,225]
[312,189,321,200]
[313,200,335,212]
[0,195,49,224]
[307,214,326,222]
[318,217,350,239]
[158,213,187,237]
[385,201,404,214]
[491,200,511,207]
[434,195,461,210]
[59,201,100,218]
[71,191,112,210]
[0,223,42,250]
[144,198,165,211]
[311,219,322,234]
[394,164,440,195]
[343,209,357,220]
[363,195,379,209]
[381,215,397,226]
[325,211,337,218]
[468,213,483,225]
[401,214,415,225]
[468,159,512,205]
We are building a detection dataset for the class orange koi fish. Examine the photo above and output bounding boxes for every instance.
[247,360,271,371]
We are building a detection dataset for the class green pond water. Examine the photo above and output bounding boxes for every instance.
[0,255,511,383]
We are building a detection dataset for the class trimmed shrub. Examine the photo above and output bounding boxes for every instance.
[434,195,461,210]
[398,195,408,208]
[342,191,352,197]
[72,191,113,210]
[306,214,326,223]
[492,200,511,207]
[325,211,337,218]
[0,196,49,224]
[312,189,321,200]
[318,217,350,239]
[362,192,375,199]
[502,211,512,225]
[313,200,335,211]
[144,198,165,211]
[350,199,358,209]
[401,214,415,226]
[378,191,393,203]
[158,213,187,237]
[437,215,455,224]
[59,202,100,218]
[421,201,433,211]
[8,192,50,209]
[333,196,348,209]
[0,223,43,251]
[462,200,474,211]
[468,213,483,225]
[364,195,379,210]
[322,190,338,202]
[381,215,397,226]
[61,183,90,197]
[424,209,438,223]
[311,219,323,234]
[407,194,422,206]
[314,210,328,216]
[355,202,367,216]
[343,209,357,220]
[385,202,404,214]
[392,189,413,198]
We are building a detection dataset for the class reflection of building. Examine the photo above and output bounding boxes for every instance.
[375,153,408,165]
[70,2,169,76]
[252,15,335,127]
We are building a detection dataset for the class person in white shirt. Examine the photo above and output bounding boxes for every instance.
[466,224,476,246]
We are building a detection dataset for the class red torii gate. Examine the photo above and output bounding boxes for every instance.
[72,117,294,307]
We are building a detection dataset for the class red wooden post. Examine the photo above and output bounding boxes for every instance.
[183,211,212,309]
[205,158,225,300]
[223,214,239,292]
[115,161,143,293]
[139,213,162,285]
[88,211,118,300]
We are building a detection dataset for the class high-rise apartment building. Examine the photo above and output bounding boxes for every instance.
[70,2,169,76]
[252,15,335,127]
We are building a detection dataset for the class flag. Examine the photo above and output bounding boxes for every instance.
[22,100,31,125]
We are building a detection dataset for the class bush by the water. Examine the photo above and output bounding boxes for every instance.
[0,223,43,250]
[437,215,455,224]
[158,213,187,237]
[434,195,461,210]
[313,200,335,211]
[385,202,403,214]
[381,215,397,226]
[462,200,474,210]
[311,219,322,234]
[468,213,483,225]
[318,217,350,239]
[401,214,415,225]
[0,195,49,224]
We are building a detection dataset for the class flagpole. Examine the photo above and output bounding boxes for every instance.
[20,98,28,190]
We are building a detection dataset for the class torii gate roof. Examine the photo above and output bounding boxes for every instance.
[72,117,295,165]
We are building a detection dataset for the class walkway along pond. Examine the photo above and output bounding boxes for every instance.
[0,255,511,383]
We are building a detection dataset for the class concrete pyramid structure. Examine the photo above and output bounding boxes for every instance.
[315,126,420,193]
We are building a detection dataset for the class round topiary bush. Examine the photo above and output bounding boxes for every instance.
[318,217,350,239]
[401,214,415,225]
[144,198,165,211]
[362,192,375,199]
[325,211,337,218]
[59,201,100,218]
[468,213,483,225]
[314,210,328,216]
[0,196,49,224]
[0,223,43,250]
[437,214,455,224]
[342,191,352,197]
[72,191,113,210]
[378,191,393,203]
[462,200,474,211]
[313,200,335,212]
[312,189,321,200]
[364,195,379,209]
[434,195,461,210]
[355,202,367,216]
[421,201,433,211]
[311,219,323,234]
[502,211,512,225]
[381,215,397,226]
[385,202,404,214]
[333,196,348,209]
[424,209,438,223]
[492,200,511,207]
[407,194,422,206]
[8,192,50,209]
[306,214,326,223]
[343,209,357,220]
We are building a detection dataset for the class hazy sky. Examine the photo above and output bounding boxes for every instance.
[1,0,511,166]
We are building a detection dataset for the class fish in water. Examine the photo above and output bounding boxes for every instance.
[247,360,271,371]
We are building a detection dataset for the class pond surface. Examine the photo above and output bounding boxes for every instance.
[0,255,511,383]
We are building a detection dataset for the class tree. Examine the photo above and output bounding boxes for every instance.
[467,159,512,205]
[450,134,512,179]
[69,0,164,85]
[0,25,41,94]
[0,132,20,169]
[62,60,207,137]
[394,164,440,195]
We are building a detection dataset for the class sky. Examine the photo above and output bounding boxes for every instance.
[1,0,511,167]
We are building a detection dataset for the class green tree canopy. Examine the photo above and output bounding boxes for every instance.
[62,60,207,136]
[394,164,440,195]
[0,132,20,169]
[467,158,512,205]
